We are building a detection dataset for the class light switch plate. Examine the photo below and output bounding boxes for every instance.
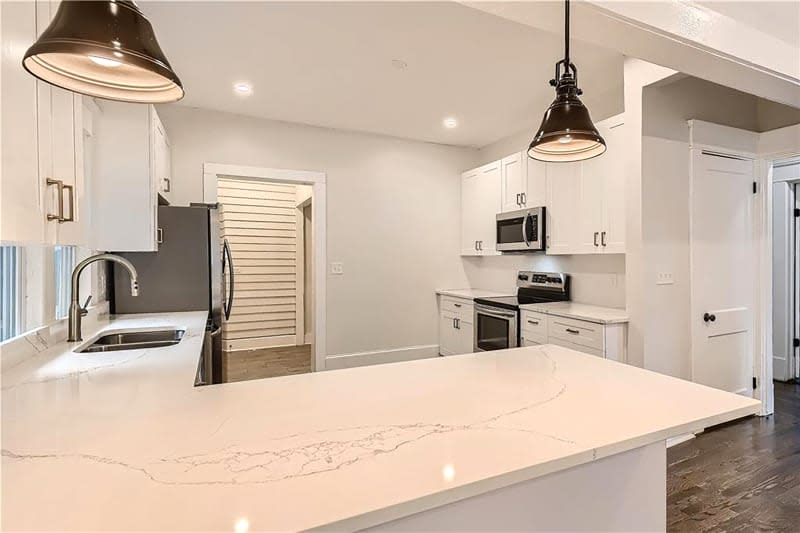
[331,262,344,275]
[656,272,674,285]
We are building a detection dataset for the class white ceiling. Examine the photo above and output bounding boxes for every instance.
[142,1,623,148]
[698,1,800,46]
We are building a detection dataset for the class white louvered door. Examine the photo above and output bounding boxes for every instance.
[218,177,299,350]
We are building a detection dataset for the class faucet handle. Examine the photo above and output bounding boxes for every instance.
[81,295,92,316]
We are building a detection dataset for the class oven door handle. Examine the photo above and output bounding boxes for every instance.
[522,210,530,247]
[475,304,517,320]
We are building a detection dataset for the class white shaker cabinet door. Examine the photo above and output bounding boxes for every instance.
[600,121,626,253]
[477,161,502,254]
[500,152,525,213]
[460,169,482,256]
[577,157,604,254]
[455,320,474,354]
[0,1,45,244]
[545,162,581,255]
[524,158,547,208]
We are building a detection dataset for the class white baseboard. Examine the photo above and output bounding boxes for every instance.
[325,344,439,370]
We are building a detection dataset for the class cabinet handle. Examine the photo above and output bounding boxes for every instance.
[454,303,462,308]
[516,193,521,206]
[157,228,163,244]
[164,177,171,192]
[61,184,75,223]
[593,232,599,246]
[601,231,607,247]
[456,318,460,330]
[521,192,526,205]
[478,240,483,251]
[475,240,478,251]
[566,328,580,335]
[46,179,64,222]
[527,319,539,325]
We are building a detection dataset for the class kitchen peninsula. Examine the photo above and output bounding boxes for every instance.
[2,311,758,531]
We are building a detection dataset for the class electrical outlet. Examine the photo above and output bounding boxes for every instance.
[331,262,344,275]
[656,272,674,285]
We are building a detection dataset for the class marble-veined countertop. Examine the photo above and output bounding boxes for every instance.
[520,302,629,324]
[2,311,758,531]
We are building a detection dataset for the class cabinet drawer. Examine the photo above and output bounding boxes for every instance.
[547,337,605,358]
[521,332,547,346]
[547,316,604,351]
[440,296,474,323]
[520,310,547,338]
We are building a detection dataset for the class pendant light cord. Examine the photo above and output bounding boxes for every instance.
[564,0,570,68]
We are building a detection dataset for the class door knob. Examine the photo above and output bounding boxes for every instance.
[703,313,716,323]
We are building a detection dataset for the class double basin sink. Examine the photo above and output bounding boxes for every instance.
[77,329,185,353]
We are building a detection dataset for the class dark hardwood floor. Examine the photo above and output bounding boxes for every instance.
[667,381,800,531]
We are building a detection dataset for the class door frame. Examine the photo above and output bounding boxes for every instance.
[203,163,327,373]
[757,125,800,415]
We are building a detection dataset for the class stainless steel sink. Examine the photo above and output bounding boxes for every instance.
[77,329,185,353]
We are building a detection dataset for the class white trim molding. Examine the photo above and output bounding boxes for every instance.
[325,344,440,371]
[203,162,327,372]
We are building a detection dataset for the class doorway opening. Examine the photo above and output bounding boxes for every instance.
[203,163,326,381]
[772,157,800,382]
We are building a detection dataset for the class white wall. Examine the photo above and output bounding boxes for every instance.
[157,106,473,358]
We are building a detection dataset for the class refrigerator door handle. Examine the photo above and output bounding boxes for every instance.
[222,238,234,320]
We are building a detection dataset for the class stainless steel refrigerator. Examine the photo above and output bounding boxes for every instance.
[111,204,233,385]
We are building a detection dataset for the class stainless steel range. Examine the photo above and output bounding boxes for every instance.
[473,271,570,352]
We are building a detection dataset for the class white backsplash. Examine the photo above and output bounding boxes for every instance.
[461,254,626,309]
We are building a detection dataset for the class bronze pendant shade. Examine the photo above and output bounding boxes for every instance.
[23,0,183,103]
[528,0,604,162]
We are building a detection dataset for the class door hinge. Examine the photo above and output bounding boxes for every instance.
[794,208,800,218]
[752,376,757,390]
[753,182,757,194]
[794,338,800,348]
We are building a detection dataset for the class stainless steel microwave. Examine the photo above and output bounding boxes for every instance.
[496,207,545,252]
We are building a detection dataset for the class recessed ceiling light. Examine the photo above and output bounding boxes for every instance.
[443,117,458,129]
[233,82,253,96]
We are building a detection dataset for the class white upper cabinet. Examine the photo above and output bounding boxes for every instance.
[152,112,173,204]
[545,161,582,255]
[500,152,525,212]
[92,103,168,252]
[500,152,547,213]
[544,114,626,255]
[461,161,501,256]
[0,0,86,246]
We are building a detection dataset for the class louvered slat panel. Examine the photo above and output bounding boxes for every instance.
[223,327,295,340]
[219,176,298,346]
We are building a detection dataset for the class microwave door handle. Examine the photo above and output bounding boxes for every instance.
[522,211,530,247]
[223,239,234,320]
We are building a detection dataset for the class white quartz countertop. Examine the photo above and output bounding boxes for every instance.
[2,312,758,532]
[520,302,630,324]
[436,288,512,299]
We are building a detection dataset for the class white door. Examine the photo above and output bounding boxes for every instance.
[772,181,793,382]
[795,183,800,380]
[500,152,524,213]
[690,150,756,395]
[545,162,581,254]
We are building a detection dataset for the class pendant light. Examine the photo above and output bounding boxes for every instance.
[23,0,183,103]
[528,0,604,162]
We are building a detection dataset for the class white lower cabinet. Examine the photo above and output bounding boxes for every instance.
[521,310,627,362]
[438,296,474,355]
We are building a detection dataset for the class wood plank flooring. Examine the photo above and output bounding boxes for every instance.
[223,344,311,382]
[667,381,800,531]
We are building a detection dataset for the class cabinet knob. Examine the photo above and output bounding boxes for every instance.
[703,313,716,323]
